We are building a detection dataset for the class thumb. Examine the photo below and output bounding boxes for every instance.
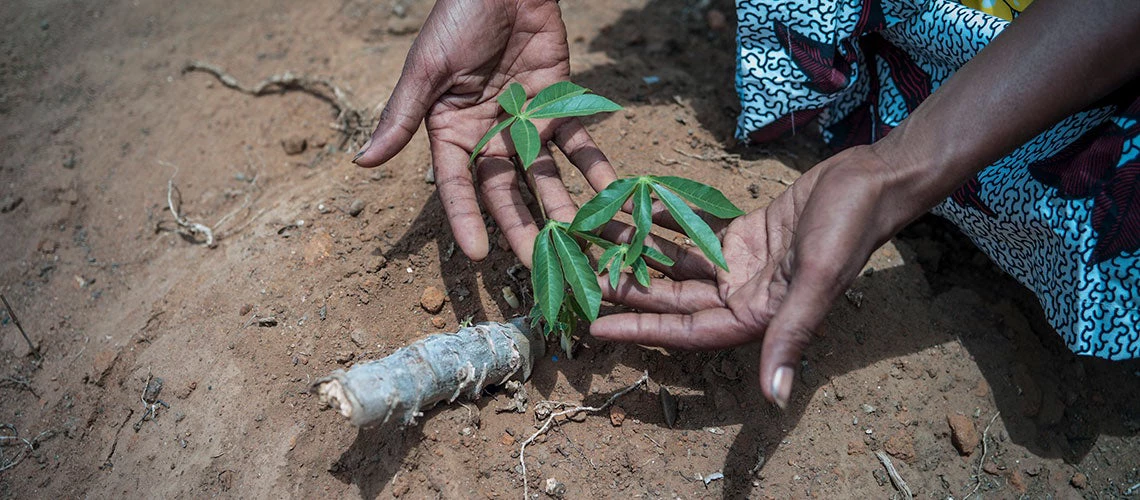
[758,254,843,410]
[354,55,445,168]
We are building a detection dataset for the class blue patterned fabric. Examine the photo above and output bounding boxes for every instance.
[734,0,1140,359]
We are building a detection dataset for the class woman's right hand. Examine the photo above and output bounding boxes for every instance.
[354,0,619,265]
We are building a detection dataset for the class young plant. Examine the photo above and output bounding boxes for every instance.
[472,82,744,356]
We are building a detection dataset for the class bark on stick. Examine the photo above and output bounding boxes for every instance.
[314,318,542,427]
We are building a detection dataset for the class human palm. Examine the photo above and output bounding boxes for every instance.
[592,145,900,408]
[356,0,619,262]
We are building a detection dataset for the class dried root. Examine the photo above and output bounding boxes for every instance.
[0,425,52,473]
[519,371,649,498]
[165,178,216,248]
[182,61,372,150]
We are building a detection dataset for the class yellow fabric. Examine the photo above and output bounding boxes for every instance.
[959,0,1033,20]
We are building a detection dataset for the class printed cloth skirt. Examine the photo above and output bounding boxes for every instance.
[734,0,1140,359]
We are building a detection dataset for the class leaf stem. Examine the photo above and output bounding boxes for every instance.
[514,158,548,223]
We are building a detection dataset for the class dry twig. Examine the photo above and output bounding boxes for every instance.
[519,371,649,499]
[183,61,372,150]
[0,425,36,473]
[0,295,39,361]
[875,450,914,500]
[166,179,216,248]
[132,373,169,432]
[964,412,1001,500]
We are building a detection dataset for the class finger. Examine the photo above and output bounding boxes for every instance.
[590,308,755,350]
[478,156,539,266]
[599,220,717,281]
[354,51,444,168]
[758,251,844,410]
[432,140,489,260]
[599,273,722,314]
[527,147,579,223]
[552,119,619,192]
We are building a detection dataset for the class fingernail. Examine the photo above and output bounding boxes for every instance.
[352,139,372,164]
[771,366,793,410]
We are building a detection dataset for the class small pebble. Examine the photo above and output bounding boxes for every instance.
[420,286,446,314]
[281,136,306,155]
[350,330,367,348]
[348,199,365,217]
[543,477,566,498]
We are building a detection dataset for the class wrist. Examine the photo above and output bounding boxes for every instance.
[867,119,967,232]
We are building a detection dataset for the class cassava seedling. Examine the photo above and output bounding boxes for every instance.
[472,82,744,356]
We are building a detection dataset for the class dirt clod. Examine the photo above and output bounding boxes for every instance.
[430,316,445,329]
[177,381,198,399]
[281,136,307,155]
[1009,469,1028,493]
[350,330,368,348]
[500,432,515,446]
[947,414,979,455]
[983,461,999,475]
[610,406,626,427]
[92,350,119,385]
[1071,472,1088,489]
[420,286,446,314]
[884,430,915,461]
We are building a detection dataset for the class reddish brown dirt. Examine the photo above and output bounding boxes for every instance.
[2,0,1139,498]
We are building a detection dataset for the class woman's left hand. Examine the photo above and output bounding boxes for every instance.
[592,144,907,408]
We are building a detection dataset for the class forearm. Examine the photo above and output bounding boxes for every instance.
[873,0,1140,230]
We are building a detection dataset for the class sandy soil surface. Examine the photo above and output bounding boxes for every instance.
[2,0,1139,498]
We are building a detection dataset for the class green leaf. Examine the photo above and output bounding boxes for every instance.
[498,82,527,116]
[528,94,622,120]
[608,249,622,290]
[632,256,650,287]
[626,182,653,266]
[469,117,516,165]
[524,81,588,115]
[641,245,675,267]
[532,226,566,328]
[569,178,638,232]
[563,296,586,329]
[651,183,729,271]
[597,245,622,275]
[550,228,602,322]
[510,118,541,169]
[651,176,745,219]
[576,231,615,250]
